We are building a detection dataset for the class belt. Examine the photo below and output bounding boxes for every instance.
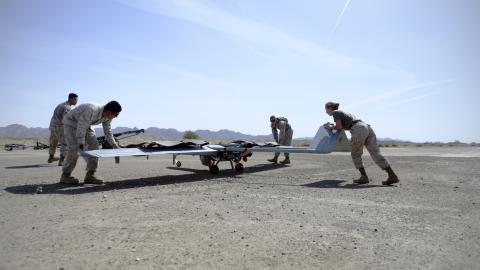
[349,120,362,130]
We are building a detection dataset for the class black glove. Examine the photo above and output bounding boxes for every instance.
[79,144,84,151]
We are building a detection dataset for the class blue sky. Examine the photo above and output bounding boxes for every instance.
[1,0,479,142]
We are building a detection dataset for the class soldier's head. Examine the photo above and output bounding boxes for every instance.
[103,100,122,119]
[325,101,339,115]
[68,93,78,105]
[269,115,276,123]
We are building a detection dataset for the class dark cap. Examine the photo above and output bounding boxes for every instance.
[269,115,276,122]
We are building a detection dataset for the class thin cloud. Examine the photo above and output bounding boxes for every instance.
[115,0,352,65]
[327,0,352,44]
[115,0,414,88]
[345,79,455,109]
[377,92,436,111]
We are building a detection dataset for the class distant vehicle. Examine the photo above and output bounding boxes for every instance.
[4,144,26,151]
[33,141,50,150]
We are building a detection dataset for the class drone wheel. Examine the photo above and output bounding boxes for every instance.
[209,165,220,175]
[235,163,244,172]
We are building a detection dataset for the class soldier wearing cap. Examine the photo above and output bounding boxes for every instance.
[268,115,293,164]
[48,93,78,165]
[60,101,122,185]
[324,101,399,185]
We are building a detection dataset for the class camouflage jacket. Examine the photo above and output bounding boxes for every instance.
[49,101,74,129]
[271,117,292,142]
[63,103,116,146]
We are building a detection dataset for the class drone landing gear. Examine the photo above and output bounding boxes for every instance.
[173,154,182,167]
[209,164,220,174]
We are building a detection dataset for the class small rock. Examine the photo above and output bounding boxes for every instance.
[107,246,112,249]
[136,257,140,261]
[103,195,107,198]
[374,229,378,232]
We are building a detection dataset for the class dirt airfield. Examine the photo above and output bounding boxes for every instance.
[1,147,479,270]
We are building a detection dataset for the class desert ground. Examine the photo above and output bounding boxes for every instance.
[1,145,479,270]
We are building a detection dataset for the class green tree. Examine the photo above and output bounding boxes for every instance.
[183,130,199,140]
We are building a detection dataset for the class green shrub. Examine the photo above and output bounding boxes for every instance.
[183,130,199,140]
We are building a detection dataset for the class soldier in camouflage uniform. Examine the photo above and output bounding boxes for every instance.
[324,102,399,185]
[268,115,293,164]
[60,101,122,185]
[48,93,78,165]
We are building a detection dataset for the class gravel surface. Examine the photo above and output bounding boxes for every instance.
[1,148,479,269]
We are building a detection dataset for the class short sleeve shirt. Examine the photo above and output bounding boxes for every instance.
[332,110,361,130]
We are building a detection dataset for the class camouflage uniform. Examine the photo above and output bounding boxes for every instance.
[328,106,398,185]
[271,117,293,160]
[350,121,389,169]
[49,101,74,159]
[62,103,117,176]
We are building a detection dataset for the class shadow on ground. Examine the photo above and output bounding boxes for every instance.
[4,164,57,169]
[4,163,287,195]
[302,179,389,189]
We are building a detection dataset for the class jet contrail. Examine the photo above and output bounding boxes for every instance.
[327,0,352,44]
[345,79,455,109]
[376,92,436,111]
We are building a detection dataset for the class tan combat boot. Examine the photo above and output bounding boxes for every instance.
[60,173,79,185]
[58,155,65,166]
[48,155,60,163]
[382,166,399,185]
[267,156,278,163]
[84,171,104,184]
[353,167,369,184]
[267,158,278,163]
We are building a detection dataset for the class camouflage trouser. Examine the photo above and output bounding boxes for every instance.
[49,126,67,158]
[49,128,58,156]
[350,122,389,169]
[274,128,293,159]
[62,125,100,175]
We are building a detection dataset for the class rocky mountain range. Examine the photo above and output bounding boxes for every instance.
[0,124,274,141]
